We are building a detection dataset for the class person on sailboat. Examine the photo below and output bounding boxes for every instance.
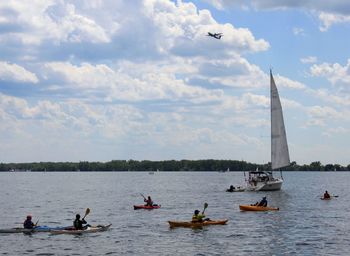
[144,196,154,206]
[323,191,331,199]
[258,196,268,207]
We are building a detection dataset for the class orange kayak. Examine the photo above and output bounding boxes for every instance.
[239,205,279,211]
[168,219,228,228]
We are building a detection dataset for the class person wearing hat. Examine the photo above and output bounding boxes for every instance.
[23,215,36,229]
[258,196,268,207]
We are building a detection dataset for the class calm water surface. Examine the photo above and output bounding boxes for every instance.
[0,172,349,256]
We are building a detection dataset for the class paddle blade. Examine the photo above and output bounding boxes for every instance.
[83,208,90,218]
[204,202,208,209]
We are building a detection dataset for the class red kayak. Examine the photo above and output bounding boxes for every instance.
[133,204,161,210]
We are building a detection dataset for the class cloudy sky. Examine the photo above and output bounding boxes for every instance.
[0,0,349,165]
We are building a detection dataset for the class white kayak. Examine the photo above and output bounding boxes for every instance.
[50,224,111,235]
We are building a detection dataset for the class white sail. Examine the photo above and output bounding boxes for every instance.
[270,70,290,170]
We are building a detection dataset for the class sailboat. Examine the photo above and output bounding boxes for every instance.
[245,70,290,191]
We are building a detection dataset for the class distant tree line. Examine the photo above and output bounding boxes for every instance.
[0,160,349,172]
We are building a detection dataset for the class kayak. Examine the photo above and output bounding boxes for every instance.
[50,224,111,235]
[239,205,279,211]
[0,225,71,234]
[133,204,161,210]
[226,187,245,192]
[168,219,228,228]
[321,194,338,200]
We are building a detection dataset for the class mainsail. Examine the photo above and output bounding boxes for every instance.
[270,70,290,170]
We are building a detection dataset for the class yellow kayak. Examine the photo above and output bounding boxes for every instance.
[168,219,228,228]
[239,205,279,211]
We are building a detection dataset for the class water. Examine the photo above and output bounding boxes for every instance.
[0,171,349,255]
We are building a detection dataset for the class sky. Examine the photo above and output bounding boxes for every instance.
[0,0,349,165]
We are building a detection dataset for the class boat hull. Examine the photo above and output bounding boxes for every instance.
[226,188,245,192]
[246,179,283,191]
[0,225,71,233]
[50,224,111,235]
[168,219,228,228]
[133,205,161,210]
[239,205,279,211]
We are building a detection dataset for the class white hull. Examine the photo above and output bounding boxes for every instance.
[246,178,283,191]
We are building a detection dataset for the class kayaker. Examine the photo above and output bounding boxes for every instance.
[226,185,235,192]
[192,210,207,223]
[73,214,88,230]
[23,215,36,229]
[324,191,331,199]
[144,196,154,206]
[258,196,268,207]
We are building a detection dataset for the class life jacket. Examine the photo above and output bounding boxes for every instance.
[74,219,83,229]
[23,219,34,229]
[192,214,205,222]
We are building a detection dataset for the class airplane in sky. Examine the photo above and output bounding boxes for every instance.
[207,32,223,39]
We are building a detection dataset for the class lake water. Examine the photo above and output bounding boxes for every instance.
[0,171,349,256]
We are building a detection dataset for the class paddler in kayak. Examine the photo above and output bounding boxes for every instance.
[192,210,206,223]
[23,215,36,229]
[73,214,88,230]
[258,196,268,207]
[192,203,210,223]
[144,196,154,207]
[226,185,235,192]
[323,191,331,199]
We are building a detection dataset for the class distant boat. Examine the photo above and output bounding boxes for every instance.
[245,70,290,191]
[219,168,230,173]
[148,171,154,175]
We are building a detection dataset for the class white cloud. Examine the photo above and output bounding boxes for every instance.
[144,0,269,57]
[203,0,350,31]
[301,56,317,64]
[318,12,350,32]
[310,59,350,92]
[0,1,114,45]
[0,61,38,83]
[327,126,349,134]
[307,88,350,106]
[44,61,224,103]
[293,27,305,36]
[306,105,346,126]
[275,75,306,89]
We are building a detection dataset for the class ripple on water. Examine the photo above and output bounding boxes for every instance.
[105,252,118,255]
